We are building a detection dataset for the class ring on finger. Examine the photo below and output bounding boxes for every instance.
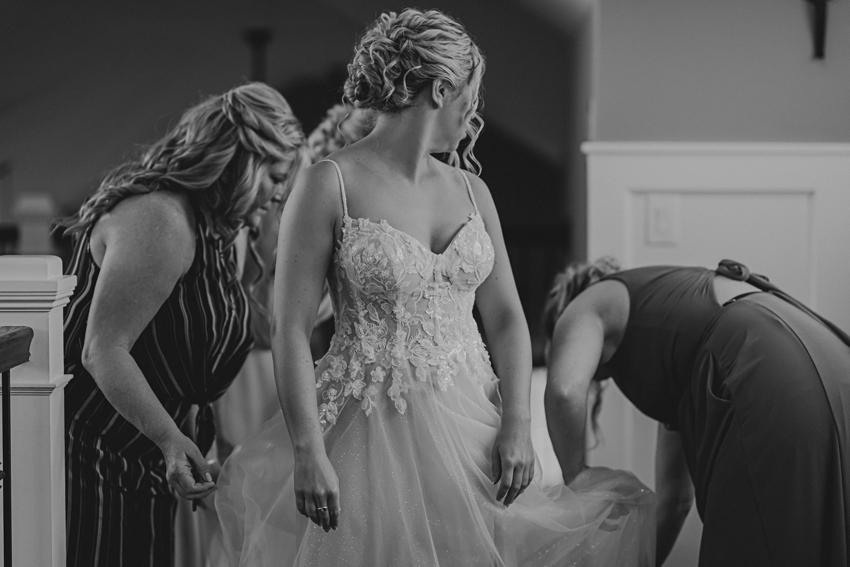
[317,506,329,512]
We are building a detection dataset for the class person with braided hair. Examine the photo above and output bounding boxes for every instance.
[306,102,374,164]
[543,258,850,567]
[215,9,654,566]
[59,82,305,567]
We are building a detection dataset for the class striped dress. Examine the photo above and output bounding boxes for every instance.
[63,208,254,567]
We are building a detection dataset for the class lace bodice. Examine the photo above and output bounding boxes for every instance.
[315,160,497,428]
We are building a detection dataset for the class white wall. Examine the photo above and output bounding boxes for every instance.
[594,0,850,142]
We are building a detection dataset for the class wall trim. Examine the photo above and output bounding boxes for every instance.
[2,374,72,396]
[582,141,850,157]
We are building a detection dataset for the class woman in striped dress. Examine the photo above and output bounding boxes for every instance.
[58,82,305,567]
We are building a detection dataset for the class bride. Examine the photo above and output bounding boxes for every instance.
[215,8,655,566]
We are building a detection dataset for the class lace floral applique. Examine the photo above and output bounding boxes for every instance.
[315,212,495,427]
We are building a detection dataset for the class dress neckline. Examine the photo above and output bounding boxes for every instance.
[344,212,480,258]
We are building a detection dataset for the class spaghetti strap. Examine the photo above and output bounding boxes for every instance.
[319,159,349,218]
[459,170,479,215]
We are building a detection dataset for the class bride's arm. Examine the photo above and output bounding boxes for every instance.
[467,173,535,507]
[272,161,341,532]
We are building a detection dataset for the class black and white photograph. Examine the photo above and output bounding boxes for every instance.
[1,1,848,565]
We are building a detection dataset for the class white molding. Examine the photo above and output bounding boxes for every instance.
[0,255,63,278]
[0,255,76,309]
[2,374,73,396]
[628,187,816,195]
[0,280,78,295]
[0,296,74,311]
[582,141,850,156]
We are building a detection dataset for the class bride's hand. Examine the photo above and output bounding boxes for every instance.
[490,419,535,506]
[294,451,340,532]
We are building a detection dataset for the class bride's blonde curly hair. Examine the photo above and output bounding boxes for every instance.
[58,82,305,245]
[344,8,485,173]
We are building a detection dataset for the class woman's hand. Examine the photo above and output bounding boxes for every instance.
[156,431,216,500]
[491,419,535,506]
[294,451,341,532]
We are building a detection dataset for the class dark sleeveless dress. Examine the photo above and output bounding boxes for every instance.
[63,209,253,567]
[601,266,850,567]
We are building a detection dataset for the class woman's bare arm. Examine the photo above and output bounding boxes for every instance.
[83,192,213,499]
[655,424,694,566]
[544,280,628,485]
[272,160,341,531]
[544,304,605,485]
[469,172,535,507]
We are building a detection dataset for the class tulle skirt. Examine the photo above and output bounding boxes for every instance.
[175,350,282,567]
[215,368,655,566]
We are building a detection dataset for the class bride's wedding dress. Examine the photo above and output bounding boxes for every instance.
[215,161,655,566]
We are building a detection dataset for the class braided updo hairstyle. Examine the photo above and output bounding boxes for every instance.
[58,82,305,244]
[306,103,375,164]
[344,8,485,172]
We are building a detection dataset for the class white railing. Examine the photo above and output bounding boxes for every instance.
[0,255,76,566]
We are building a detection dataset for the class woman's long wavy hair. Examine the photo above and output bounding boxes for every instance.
[542,256,621,445]
[56,83,305,334]
[343,8,485,173]
[57,82,305,247]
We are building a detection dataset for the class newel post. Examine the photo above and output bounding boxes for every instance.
[0,255,76,566]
